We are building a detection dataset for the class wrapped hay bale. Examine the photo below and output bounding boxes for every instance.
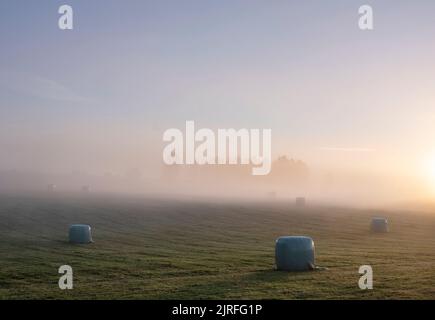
[275,236,315,271]
[371,217,388,233]
[69,224,93,244]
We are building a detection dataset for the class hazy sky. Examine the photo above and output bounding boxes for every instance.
[1,1,435,196]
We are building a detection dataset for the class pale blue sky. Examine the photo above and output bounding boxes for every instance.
[1,1,435,177]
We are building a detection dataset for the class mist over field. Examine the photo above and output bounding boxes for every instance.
[2,1,435,301]
[0,154,430,208]
[2,1,435,208]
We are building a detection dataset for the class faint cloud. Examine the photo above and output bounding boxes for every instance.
[0,71,90,103]
[319,147,376,152]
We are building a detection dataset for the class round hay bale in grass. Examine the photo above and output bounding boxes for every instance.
[69,224,93,244]
[371,217,388,233]
[275,236,315,271]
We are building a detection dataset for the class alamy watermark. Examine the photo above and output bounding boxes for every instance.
[359,5,374,30]
[358,265,373,290]
[58,265,73,290]
[57,4,373,31]
[58,5,73,30]
[163,121,272,175]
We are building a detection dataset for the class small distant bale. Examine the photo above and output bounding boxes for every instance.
[81,185,90,193]
[295,197,306,207]
[371,217,388,233]
[47,184,57,192]
[69,224,93,244]
[275,236,315,271]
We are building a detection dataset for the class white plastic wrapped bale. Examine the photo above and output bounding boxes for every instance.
[69,224,93,244]
[371,217,388,233]
[275,236,315,271]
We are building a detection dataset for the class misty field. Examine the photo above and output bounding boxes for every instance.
[0,194,435,299]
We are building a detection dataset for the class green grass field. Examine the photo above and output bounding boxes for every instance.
[1,194,435,299]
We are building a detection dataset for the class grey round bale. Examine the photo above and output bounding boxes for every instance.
[275,236,315,271]
[69,224,93,244]
[371,217,388,233]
